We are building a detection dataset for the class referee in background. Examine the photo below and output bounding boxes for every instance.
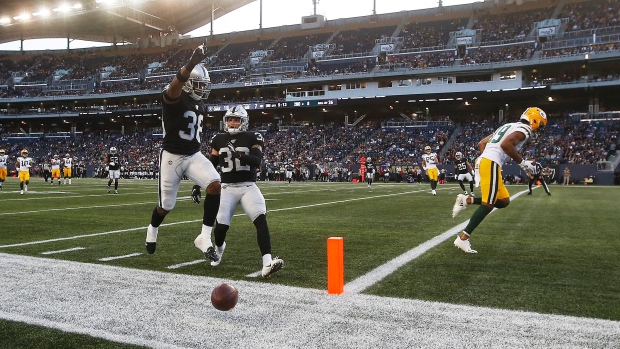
[527,158,551,196]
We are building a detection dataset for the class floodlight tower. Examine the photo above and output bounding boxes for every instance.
[313,0,319,15]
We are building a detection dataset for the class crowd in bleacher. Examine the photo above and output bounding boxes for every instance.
[3,0,619,98]
[560,0,620,32]
[2,116,617,180]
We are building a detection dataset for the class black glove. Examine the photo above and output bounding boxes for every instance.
[191,185,202,204]
[187,45,207,69]
[226,141,240,159]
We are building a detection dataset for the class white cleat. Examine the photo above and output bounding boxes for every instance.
[211,242,226,266]
[452,194,468,218]
[20,190,24,195]
[432,190,437,196]
[261,257,284,278]
[454,236,477,254]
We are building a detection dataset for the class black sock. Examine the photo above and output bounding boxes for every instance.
[213,222,229,247]
[202,193,221,227]
[150,207,166,227]
[254,214,271,256]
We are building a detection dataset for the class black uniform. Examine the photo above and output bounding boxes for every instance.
[455,158,475,194]
[210,130,264,183]
[107,153,120,171]
[162,91,205,155]
[455,158,469,175]
[366,161,374,185]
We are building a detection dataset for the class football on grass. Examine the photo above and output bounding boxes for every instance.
[211,283,238,311]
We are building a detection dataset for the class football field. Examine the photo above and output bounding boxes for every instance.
[1,177,619,348]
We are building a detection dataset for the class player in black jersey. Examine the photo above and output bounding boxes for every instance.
[365,157,375,188]
[107,146,121,194]
[193,105,283,278]
[285,160,294,185]
[145,44,222,263]
[454,152,475,196]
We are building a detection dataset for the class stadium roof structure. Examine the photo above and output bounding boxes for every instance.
[0,0,255,46]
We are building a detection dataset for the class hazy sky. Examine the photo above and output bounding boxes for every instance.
[0,0,482,51]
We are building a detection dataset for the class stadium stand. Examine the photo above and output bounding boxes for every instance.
[1,0,620,183]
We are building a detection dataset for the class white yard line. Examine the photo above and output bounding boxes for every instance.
[0,187,436,249]
[166,259,206,269]
[98,253,143,262]
[40,247,85,255]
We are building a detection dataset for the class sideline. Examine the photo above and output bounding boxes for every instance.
[0,251,617,349]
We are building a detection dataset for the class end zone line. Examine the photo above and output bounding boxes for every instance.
[344,189,531,294]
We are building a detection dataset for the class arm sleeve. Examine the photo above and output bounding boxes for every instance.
[238,147,262,168]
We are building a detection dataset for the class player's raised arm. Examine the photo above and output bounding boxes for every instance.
[164,45,208,103]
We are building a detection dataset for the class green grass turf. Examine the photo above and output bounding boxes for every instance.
[1,177,619,347]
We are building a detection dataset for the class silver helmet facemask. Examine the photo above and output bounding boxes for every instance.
[182,64,211,101]
[223,105,249,134]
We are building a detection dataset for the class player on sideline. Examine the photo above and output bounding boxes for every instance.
[451,107,547,253]
[107,146,121,194]
[421,145,439,195]
[16,149,33,195]
[144,43,222,263]
[192,105,283,278]
[0,149,7,190]
[454,152,475,196]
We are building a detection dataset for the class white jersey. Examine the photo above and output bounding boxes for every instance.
[51,159,61,170]
[63,157,73,169]
[481,122,532,166]
[422,152,439,169]
[17,157,33,171]
[0,154,8,169]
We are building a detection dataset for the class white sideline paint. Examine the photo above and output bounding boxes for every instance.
[1,252,618,349]
[345,189,531,294]
[40,247,85,255]
[167,259,205,269]
[98,253,142,262]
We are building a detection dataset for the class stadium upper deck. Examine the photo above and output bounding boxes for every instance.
[1,0,620,130]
